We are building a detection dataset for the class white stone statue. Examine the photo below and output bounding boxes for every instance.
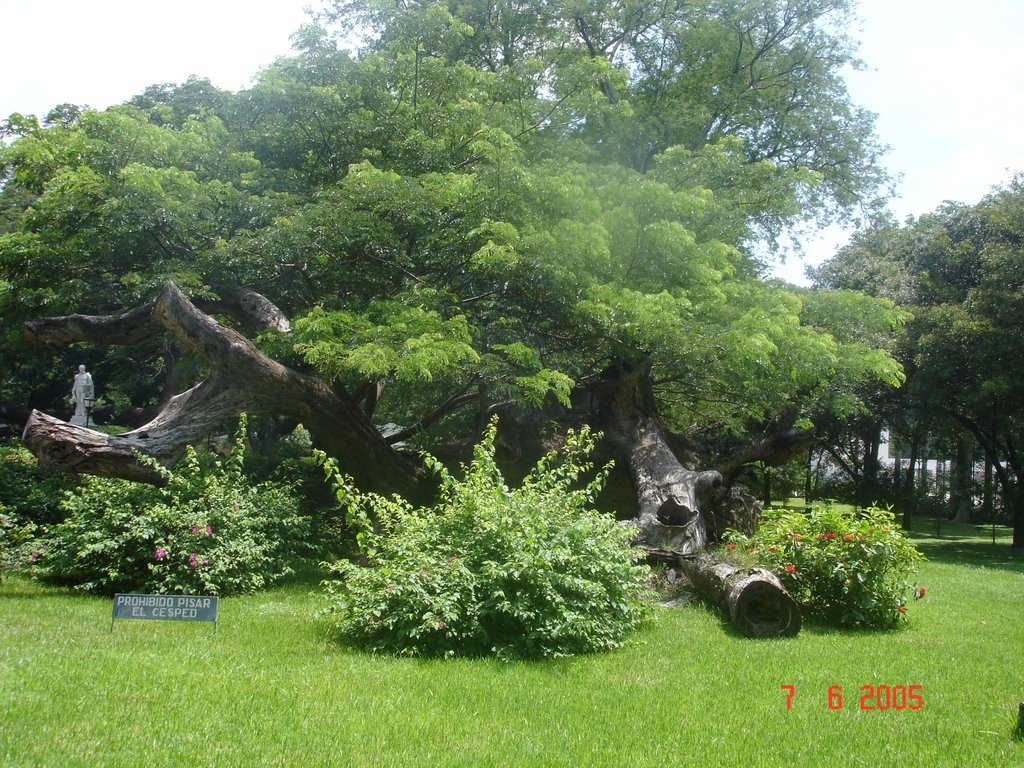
[70,364,95,426]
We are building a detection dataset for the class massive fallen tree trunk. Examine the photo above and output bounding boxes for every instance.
[21,282,424,498]
[21,286,802,635]
[597,360,735,553]
[595,360,801,633]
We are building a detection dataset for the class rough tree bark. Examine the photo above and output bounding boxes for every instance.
[21,282,424,498]
[595,359,802,634]
[596,359,725,554]
[677,552,801,637]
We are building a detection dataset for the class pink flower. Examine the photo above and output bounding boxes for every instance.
[785,564,796,574]
[191,527,201,535]
[202,558,210,566]
[437,621,446,629]
[188,553,199,567]
[205,525,213,537]
[30,551,41,560]
[154,549,167,560]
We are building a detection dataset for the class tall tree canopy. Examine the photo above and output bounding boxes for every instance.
[2,0,903,555]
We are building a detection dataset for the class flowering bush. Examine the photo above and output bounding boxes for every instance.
[317,421,652,659]
[38,417,309,595]
[724,503,925,629]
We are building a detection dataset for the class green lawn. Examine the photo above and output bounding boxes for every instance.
[2,527,1022,768]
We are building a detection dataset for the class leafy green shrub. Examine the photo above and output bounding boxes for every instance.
[1,504,37,577]
[317,421,652,659]
[0,441,79,527]
[38,418,310,595]
[724,503,925,629]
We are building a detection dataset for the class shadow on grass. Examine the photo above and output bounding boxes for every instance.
[0,572,83,600]
[910,538,1024,575]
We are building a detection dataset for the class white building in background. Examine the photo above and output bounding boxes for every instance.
[877,429,944,479]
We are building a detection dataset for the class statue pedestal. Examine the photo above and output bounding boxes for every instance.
[70,414,90,426]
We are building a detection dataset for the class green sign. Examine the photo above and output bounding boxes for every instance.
[112,593,219,625]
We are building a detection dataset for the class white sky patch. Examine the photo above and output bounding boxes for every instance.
[774,0,1024,284]
[1,0,317,119]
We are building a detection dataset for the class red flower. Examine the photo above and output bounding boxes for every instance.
[825,532,837,540]
[785,564,796,574]
[725,543,735,551]
[768,546,779,553]
[897,606,906,614]
[843,534,853,542]
[793,535,804,541]
[916,587,926,599]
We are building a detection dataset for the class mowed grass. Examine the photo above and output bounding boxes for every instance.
[2,527,1022,768]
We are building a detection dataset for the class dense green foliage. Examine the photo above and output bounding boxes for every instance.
[814,177,1024,545]
[318,421,651,658]
[36,420,310,595]
[0,442,77,527]
[0,0,903,470]
[725,503,925,628]
[0,442,78,575]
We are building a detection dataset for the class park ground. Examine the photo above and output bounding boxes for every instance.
[1,521,1022,768]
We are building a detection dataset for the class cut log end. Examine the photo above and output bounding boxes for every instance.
[728,571,801,638]
[676,552,802,638]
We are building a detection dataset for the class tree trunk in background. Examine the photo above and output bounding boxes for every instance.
[858,423,882,506]
[982,458,995,522]
[951,438,975,523]
[901,432,920,531]
[805,446,814,502]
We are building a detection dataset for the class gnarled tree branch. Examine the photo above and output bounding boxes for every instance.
[21,282,424,497]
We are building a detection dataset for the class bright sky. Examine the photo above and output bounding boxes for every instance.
[780,0,1024,283]
[3,0,1023,285]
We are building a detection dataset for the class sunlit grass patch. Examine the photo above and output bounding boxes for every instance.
[1,528,1022,767]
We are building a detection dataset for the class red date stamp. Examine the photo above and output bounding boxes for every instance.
[781,684,923,710]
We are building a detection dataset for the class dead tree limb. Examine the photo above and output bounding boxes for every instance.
[597,360,726,554]
[21,282,424,497]
[678,552,801,638]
